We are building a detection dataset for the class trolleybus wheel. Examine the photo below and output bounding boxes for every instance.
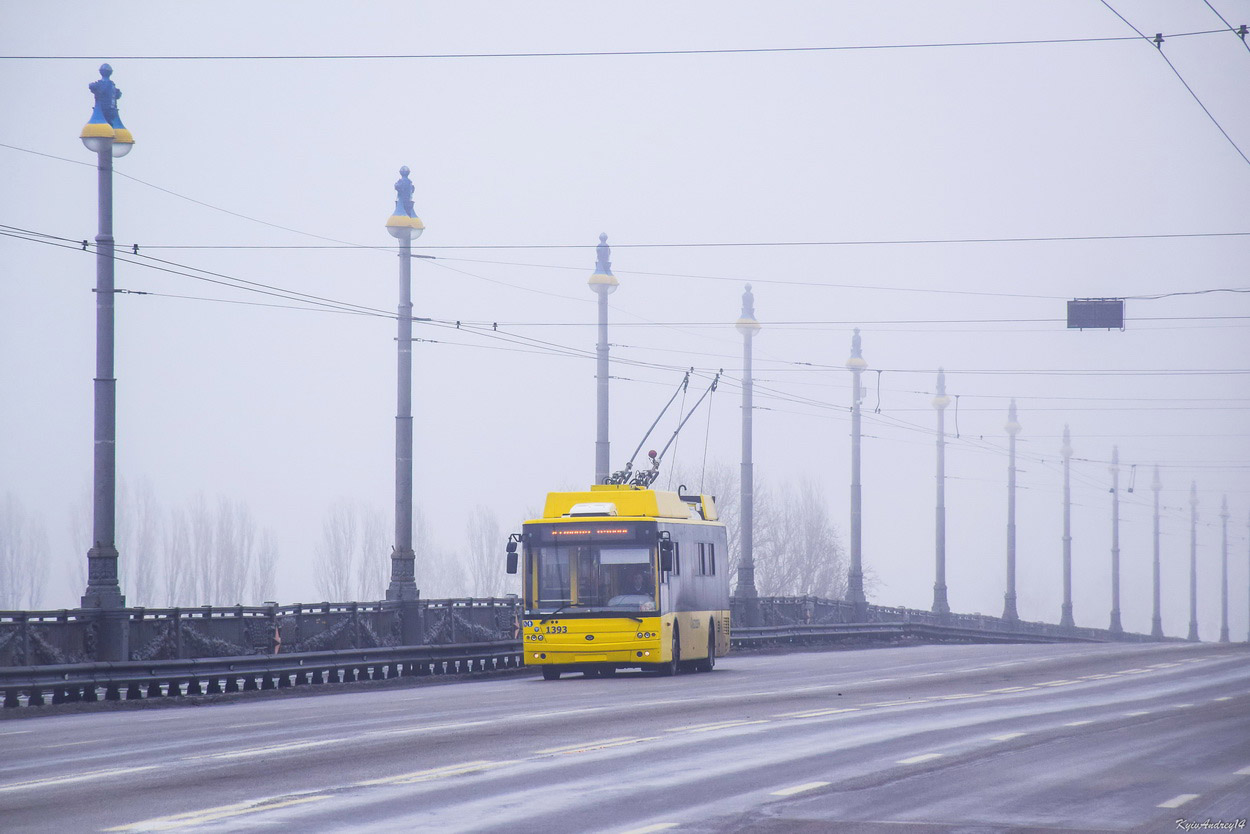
[541,668,561,681]
[695,624,716,673]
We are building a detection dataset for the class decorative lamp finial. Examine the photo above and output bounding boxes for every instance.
[932,367,950,411]
[82,63,133,153]
[735,283,760,336]
[588,232,619,294]
[1005,399,1021,436]
[386,166,424,239]
[845,327,867,370]
[1061,424,1072,457]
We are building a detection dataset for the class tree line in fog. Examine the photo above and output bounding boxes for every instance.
[0,461,849,609]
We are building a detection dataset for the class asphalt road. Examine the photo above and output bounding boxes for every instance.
[1,641,1247,833]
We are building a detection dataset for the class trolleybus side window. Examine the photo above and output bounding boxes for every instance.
[708,542,716,575]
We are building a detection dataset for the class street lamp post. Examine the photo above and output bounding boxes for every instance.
[589,234,618,485]
[1003,400,1021,623]
[1151,465,1163,639]
[931,369,951,618]
[1219,496,1230,643]
[1109,446,1123,636]
[734,285,761,626]
[385,167,424,603]
[845,329,868,620]
[80,64,133,620]
[1060,426,1075,628]
[1188,483,1200,642]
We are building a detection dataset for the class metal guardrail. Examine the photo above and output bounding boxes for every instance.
[0,640,522,709]
[730,621,1108,647]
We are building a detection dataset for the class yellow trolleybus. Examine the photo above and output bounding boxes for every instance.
[507,483,730,680]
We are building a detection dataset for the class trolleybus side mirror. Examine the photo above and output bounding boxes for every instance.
[659,539,674,573]
[505,536,519,574]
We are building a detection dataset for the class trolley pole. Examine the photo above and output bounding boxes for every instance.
[589,234,618,484]
[1219,495,1230,643]
[385,167,423,602]
[1188,483,1200,642]
[1109,446,1123,636]
[734,285,761,625]
[1003,400,1021,623]
[931,369,951,618]
[1060,426,1075,628]
[845,329,868,620]
[1150,465,1163,639]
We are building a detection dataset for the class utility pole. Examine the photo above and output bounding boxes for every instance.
[589,234,618,484]
[1150,465,1163,639]
[1003,400,1021,623]
[734,285,760,625]
[931,369,951,618]
[385,167,423,602]
[1109,446,1123,636]
[1060,426,1075,628]
[845,329,868,620]
[1219,496,1230,643]
[1188,483,1200,642]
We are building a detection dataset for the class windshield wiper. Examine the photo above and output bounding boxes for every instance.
[540,602,584,623]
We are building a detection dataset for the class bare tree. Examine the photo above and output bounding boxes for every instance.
[213,498,257,604]
[121,480,162,606]
[315,500,358,601]
[161,506,192,606]
[314,500,387,601]
[187,494,216,605]
[0,493,50,608]
[354,506,387,601]
[251,530,279,603]
[464,505,503,597]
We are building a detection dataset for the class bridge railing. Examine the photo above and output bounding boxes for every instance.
[2,594,1165,671]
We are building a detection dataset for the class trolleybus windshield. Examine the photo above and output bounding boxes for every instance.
[532,544,657,614]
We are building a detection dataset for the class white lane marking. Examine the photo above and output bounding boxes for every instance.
[618,824,678,834]
[222,721,279,730]
[356,760,516,787]
[1037,680,1076,687]
[1214,697,1233,702]
[1064,721,1093,727]
[990,733,1027,741]
[1157,793,1200,809]
[936,693,985,701]
[866,699,928,707]
[670,720,768,734]
[1172,703,1194,709]
[1124,711,1151,716]
[1235,766,1250,776]
[383,720,490,738]
[0,765,159,794]
[42,740,96,749]
[986,686,1032,694]
[105,795,329,831]
[537,737,636,754]
[0,730,33,736]
[1079,673,1114,680]
[184,738,340,761]
[1150,662,1181,668]
[770,781,830,796]
[781,707,860,719]
[897,753,943,765]
[540,737,659,754]
[865,678,897,683]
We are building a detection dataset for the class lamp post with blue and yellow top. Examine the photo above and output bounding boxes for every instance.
[80,64,133,614]
[385,167,424,602]
[588,234,618,485]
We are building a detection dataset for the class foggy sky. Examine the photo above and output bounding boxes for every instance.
[1,1,1247,640]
